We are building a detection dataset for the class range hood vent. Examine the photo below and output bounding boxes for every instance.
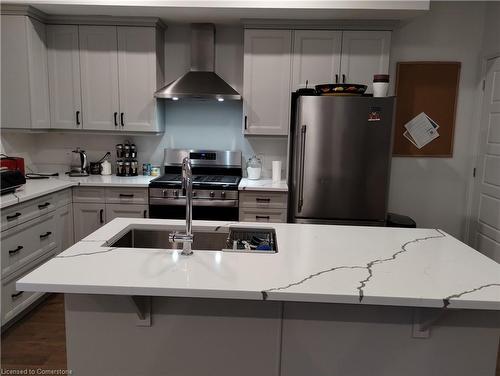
[154,24,241,101]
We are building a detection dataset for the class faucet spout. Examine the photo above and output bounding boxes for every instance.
[169,157,194,255]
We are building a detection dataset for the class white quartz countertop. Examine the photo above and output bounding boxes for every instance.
[0,175,155,208]
[17,218,500,310]
[238,178,288,192]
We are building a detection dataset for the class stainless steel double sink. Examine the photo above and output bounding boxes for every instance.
[109,227,278,253]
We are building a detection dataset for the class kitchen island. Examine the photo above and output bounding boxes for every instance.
[17,218,500,376]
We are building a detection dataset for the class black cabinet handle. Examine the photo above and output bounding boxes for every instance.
[256,215,270,221]
[76,110,81,125]
[11,291,24,299]
[256,197,271,203]
[114,112,118,126]
[143,210,147,218]
[119,194,134,198]
[120,113,124,127]
[342,74,346,83]
[40,231,52,239]
[6,212,21,221]
[9,246,23,255]
[38,202,50,209]
[99,209,104,224]
[244,115,248,130]
[335,74,339,83]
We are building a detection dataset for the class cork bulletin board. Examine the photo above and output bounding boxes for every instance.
[393,62,461,157]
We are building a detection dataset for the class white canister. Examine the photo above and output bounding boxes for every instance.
[246,155,262,180]
[373,74,390,97]
[272,161,282,183]
[101,160,112,175]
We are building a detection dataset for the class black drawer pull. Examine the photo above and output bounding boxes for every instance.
[143,210,147,218]
[6,212,21,221]
[40,231,52,239]
[114,112,118,126]
[120,112,124,127]
[11,291,24,299]
[256,198,271,203]
[99,209,104,224]
[76,110,81,125]
[119,194,134,198]
[256,215,270,220]
[38,202,50,209]
[9,246,23,255]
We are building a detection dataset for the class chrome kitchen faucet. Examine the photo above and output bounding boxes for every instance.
[169,157,194,255]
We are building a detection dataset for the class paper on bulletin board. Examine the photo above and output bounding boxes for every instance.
[403,112,440,149]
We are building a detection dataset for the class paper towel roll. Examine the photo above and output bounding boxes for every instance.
[272,161,282,183]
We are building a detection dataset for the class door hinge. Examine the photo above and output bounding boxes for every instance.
[473,167,476,177]
[482,80,485,91]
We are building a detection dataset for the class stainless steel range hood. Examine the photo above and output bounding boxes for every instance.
[154,24,241,101]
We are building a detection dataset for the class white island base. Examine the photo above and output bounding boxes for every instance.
[16,219,500,375]
[64,294,499,376]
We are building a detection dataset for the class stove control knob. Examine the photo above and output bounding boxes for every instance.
[221,191,226,198]
[173,190,179,198]
[210,191,215,198]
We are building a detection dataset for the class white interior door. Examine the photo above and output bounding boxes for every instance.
[470,56,500,262]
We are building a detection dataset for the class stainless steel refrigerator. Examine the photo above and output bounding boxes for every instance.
[289,95,395,225]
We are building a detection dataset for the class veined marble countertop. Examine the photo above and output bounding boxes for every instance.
[0,175,155,208]
[238,178,288,192]
[17,218,500,310]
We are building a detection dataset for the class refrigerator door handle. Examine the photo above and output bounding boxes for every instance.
[298,124,307,213]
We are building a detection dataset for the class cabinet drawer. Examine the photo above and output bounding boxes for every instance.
[1,212,57,277]
[1,194,55,231]
[1,248,56,326]
[105,188,148,204]
[240,192,288,209]
[239,208,287,223]
[106,204,148,222]
[54,188,72,208]
[73,187,105,203]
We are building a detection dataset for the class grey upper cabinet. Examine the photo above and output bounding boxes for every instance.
[291,30,342,91]
[243,29,292,136]
[340,31,391,93]
[47,25,82,129]
[79,25,120,131]
[1,15,50,129]
[117,27,158,132]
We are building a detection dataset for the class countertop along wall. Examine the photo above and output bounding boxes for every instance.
[0,24,288,178]
[387,1,486,240]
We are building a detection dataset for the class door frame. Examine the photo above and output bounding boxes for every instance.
[464,52,500,247]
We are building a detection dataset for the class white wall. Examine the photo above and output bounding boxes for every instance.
[0,24,288,178]
[481,1,500,58]
[387,1,486,240]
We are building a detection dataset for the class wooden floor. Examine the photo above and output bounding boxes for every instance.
[1,294,67,371]
[1,294,499,374]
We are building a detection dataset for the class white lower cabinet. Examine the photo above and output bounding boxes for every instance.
[73,203,106,242]
[239,191,288,223]
[56,204,74,253]
[106,204,148,222]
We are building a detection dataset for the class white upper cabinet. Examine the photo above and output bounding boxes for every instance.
[291,30,342,91]
[1,15,50,129]
[340,31,391,93]
[243,29,292,136]
[47,25,82,129]
[117,27,157,132]
[79,25,120,131]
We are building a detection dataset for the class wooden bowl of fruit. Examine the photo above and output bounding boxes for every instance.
[315,83,367,96]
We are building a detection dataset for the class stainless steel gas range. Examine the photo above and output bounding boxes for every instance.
[149,149,242,221]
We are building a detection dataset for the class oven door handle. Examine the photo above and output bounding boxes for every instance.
[149,198,239,207]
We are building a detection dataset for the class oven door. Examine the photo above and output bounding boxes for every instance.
[149,198,239,221]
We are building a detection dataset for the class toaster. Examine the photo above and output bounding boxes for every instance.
[0,156,25,176]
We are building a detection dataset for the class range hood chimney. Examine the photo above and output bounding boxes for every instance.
[154,24,241,101]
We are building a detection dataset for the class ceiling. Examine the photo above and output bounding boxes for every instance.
[5,0,430,24]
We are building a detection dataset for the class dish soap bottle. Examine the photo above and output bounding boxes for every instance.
[247,155,262,180]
